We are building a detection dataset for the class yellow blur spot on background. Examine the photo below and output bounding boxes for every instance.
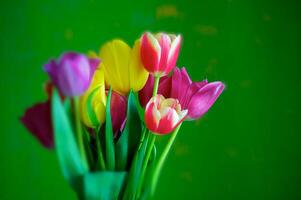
[194,24,218,36]
[64,28,73,41]
[156,4,180,19]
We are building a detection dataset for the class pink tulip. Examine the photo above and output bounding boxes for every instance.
[140,32,181,77]
[145,95,188,135]
[44,52,100,97]
[139,67,225,120]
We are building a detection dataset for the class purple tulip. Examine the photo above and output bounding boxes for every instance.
[20,101,53,148]
[44,52,100,97]
[139,67,225,120]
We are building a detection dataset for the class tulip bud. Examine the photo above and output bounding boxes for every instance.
[145,95,187,135]
[80,68,127,135]
[44,52,100,97]
[140,32,181,77]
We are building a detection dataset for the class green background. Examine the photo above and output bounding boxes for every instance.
[1,0,300,199]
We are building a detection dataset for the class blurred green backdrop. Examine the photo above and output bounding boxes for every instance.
[1,0,300,199]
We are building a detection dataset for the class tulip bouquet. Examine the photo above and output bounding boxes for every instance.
[21,32,224,200]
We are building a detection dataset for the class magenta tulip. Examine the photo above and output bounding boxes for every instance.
[44,52,100,97]
[20,101,53,148]
[145,95,187,135]
[139,67,225,120]
[140,32,181,77]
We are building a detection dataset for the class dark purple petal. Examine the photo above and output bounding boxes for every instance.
[186,81,225,120]
[158,75,172,98]
[20,101,53,149]
[139,75,154,107]
[138,74,172,107]
[110,91,127,136]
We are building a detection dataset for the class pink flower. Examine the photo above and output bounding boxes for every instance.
[145,95,187,135]
[140,32,181,77]
[139,67,225,120]
[44,52,100,97]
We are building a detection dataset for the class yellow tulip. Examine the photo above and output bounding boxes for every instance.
[80,66,106,128]
[98,39,149,95]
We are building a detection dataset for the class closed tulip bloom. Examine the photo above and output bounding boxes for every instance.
[80,67,127,134]
[93,39,149,95]
[140,32,181,77]
[145,95,188,135]
[44,52,100,97]
[80,68,106,128]
[139,67,225,120]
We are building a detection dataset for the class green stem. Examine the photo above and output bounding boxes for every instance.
[150,124,182,196]
[152,76,160,96]
[136,75,161,198]
[136,133,156,198]
[95,127,106,170]
[74,97,88,168]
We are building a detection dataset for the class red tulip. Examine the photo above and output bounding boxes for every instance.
[20,100,53,148]
[144,95,187,135]
[109,90,127,136]
[140,32,181,77]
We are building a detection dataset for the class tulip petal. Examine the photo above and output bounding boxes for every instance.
[165,35,181,74]
[80,68,106,128]
[110,91,127,135]
[156,107,177,134]
[157,34,171,75]
[187,81,225,120]
[141,32,161,73]
[88,58,101,80]
[51,52,92,96]
[158,75,172,98]
[100,40,131,94]
[170,67,191,104]
[20,101,53,148]
[182,80,208,109]
[138,75,154,107]
[129,40,149,92]
[145,101,160,132]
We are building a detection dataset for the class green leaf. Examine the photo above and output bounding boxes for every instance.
[86,86,101,127]
[133,92,145,122]
[123,130,149,200]
[116,90,143,170]
[105,87,115,170]
[83,128,96,170]
[83,171,127,200]
[51,90,88,188]
[139,145,157,200]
